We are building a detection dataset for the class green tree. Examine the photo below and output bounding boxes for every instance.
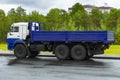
[113,9,120,44]
[16,6,26,16]
[70,3,92,30]
[70,3,85,16]
[0,9,6,43]
[7,8,19,22]
[72,10,91,30]
[72,10,82,30]
[58,9,70,30]
[7,7,27,22]
[80,12,92,30]
[46,8,69,30]
[91,8,102,29]
[101,12,109,30]
[27,11,46,23]
[106,8,119,31]
[46,8,60,30]
[67,17,76,30]
[16,6,27,21]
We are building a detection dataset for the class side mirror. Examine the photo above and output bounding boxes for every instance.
[9,32,13,35]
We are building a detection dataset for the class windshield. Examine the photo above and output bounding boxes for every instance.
[10,26,19,32]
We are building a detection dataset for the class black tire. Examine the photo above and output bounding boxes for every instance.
[71,45,87,60]
[28,51,39,58]
[14,44,27,59]
[55,44,70,60]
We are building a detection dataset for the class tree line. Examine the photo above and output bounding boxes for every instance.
[0,3,120,44]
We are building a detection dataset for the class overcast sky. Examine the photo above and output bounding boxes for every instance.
[0,0,120,15]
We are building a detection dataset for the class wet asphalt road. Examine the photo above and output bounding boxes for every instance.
[0,56,120,80]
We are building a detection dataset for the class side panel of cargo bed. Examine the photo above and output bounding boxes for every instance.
[67,31,107,42]
[30,31,114,43]
[31,31,67,42]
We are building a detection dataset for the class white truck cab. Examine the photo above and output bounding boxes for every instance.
[6,22,43,59]
[6,22,40,50]
[7,22,29,40]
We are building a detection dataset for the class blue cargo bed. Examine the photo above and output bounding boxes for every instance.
[30,31,114,43]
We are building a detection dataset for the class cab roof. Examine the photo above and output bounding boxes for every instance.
[12,22,28,27]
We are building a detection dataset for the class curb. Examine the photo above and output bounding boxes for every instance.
[0,54,14,56]
[93,56,120,59]
[0,53,120,60]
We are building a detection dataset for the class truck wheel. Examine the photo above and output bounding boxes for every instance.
[55,44,70,60]
[28,51,39,58]
[14,44,27,59]
[71,45,86,60]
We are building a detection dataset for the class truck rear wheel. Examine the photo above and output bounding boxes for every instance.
[28,51,39,58]
[55,44,70,60]
[14,44,27,59]
[71,45,86,60]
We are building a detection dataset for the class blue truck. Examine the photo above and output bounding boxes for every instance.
[6,22,114,60]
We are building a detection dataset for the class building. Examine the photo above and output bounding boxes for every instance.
[84,5,96,13]
[68,5,113,13]
[98,6,112,13]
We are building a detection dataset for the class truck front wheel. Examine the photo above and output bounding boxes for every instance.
[71,45,86,60]
[14,44,27,59]
[55,44,70,60]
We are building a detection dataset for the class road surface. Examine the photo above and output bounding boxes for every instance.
[0,56,120,80]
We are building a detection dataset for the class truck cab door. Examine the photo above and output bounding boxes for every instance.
[8,26,20,39]
[21,25,29,40]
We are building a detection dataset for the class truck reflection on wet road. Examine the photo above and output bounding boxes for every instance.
[0,56,120,80]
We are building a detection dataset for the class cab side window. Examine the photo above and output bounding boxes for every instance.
[35,26,40,31]
[11,26,19,32]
